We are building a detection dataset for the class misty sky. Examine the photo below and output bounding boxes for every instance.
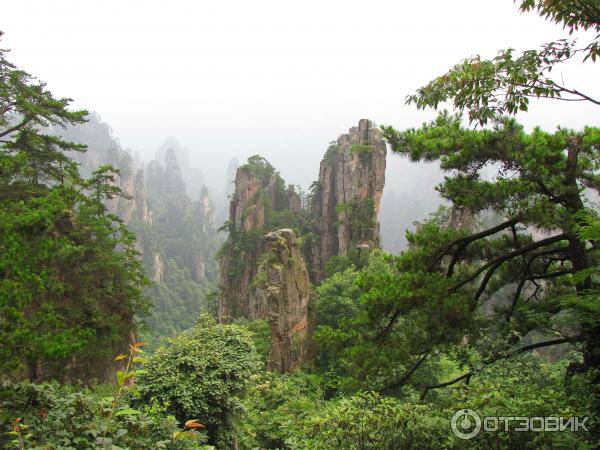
[3,0,599,191]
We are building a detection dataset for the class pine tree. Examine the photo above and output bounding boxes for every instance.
[0,33,149,381]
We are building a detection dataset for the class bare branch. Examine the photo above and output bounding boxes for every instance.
[380,352,430,392]
[0,115,32,138]
[428,217,522,274]
[449,233,569,299]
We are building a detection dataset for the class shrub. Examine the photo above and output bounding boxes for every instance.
[138,315,260,448]
[232,318,271,367]
[238,371,324,449]
[0,381,206,449]
[298,391,448,450]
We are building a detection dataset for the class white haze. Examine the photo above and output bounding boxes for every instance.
[3,0,599,249]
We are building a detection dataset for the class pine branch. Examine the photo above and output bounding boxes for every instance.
[420,336,580,400]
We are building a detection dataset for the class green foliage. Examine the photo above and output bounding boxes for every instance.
[406,1,599,124]
[324,254,354,277]
[265,204,305,232]
[295,357,596,449]
[313,267,361,385]
[315,267,362,327]
[298,391,448,449]
[239,154,279,184]
[392,5,600,412]
[315,251,407,390]
[0,35,149,381]
[313,112,600,421]
[138,315,260,448]
[0,381,207,449]
[143,260,213,349]
[232,318,272,367]
[431,357,597,449]
[239,371,324,449]
[519,0,600,37]
[349,143,373,155]
[324,247,370,277]
[336,197,376,242]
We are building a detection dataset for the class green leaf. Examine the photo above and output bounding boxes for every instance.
[114,408,141,416]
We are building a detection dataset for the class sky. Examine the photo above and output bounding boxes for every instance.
[2,0,599,191]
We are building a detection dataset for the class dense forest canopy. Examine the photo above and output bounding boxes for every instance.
[1,1,600,449]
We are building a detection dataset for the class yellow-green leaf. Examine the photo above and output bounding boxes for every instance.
[114,408,140,416]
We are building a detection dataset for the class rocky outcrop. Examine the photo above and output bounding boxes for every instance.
[219,168,265,320]
[111,155,151,225]
[255,229,312,371]
[156,137,206,200]
[200,186,215,230]
[286,185,302,213]
[230,168,267,233]
[218,121,387,370]
[219,159,296,320]
[309,119,386,281]
[218,156,309,323]
[55,112,152,227]
[151,250,164,283]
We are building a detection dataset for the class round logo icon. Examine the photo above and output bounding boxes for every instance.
[451,409,481,440]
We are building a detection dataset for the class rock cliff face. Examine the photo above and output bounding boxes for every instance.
[111,154,150,225]
[55,112,150,227]
[230,167,267,233]
[219,158,301,321]
[255,229,312,371]
[218,121,386,371]
[309,119,386,281]
[218,167,264,320]
[156,136,206,201]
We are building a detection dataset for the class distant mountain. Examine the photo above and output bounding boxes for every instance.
[53,113,223,346]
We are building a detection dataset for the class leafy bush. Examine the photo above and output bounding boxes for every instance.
[142,259,212,350]
[298,391,448,450]
[232,318,271,367]
[239,155,278,184]
[238,371,324,449]
[0,381,206,449]
[138,315,260,448]
[430,357,598,450]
